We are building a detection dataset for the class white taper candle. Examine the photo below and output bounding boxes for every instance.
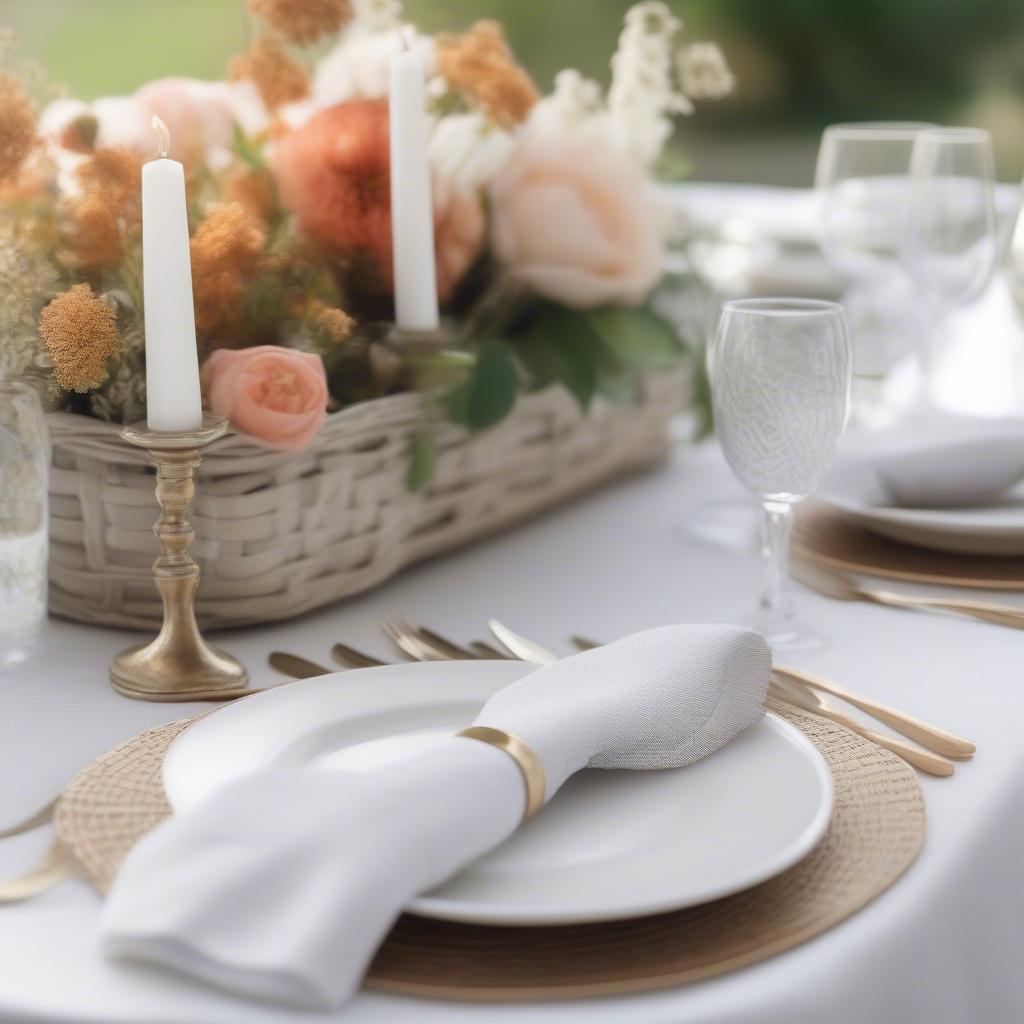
[389,36,440,332]
[142,117,203,432]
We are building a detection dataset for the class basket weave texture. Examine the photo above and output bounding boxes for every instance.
[47,367,690,631]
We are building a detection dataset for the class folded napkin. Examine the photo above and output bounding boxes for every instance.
[101,624,770,1009]
[840,412,1024,507]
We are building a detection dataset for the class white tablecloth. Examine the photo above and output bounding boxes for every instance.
[3,184,1024,1023]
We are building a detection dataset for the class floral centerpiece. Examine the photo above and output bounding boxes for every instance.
[1,0,732,476]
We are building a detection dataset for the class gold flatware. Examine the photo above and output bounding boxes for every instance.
[0,798,57,841]
[489,620,558,664]
[769,674,954,777]
[268,651,332,679]
[0,840,78,904]
[795,561,1024,630]
[572,634,974,760]
[330,643,386,669]
[774,663,974,759]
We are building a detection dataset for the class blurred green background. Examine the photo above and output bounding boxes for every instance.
[3,0,1024,183]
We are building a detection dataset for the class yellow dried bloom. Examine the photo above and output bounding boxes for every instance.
[0,71,38,183]
[230,34,310,110]
[38,284,121,392]
[248,0,354,45]
[223,168,277,223]
[436,21,539,128]
[313,303,355,343]
[190,203,268,342]
[63,146,143,269]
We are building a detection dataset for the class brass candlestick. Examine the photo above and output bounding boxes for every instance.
[109,416,251,702]
[386,323,450,358]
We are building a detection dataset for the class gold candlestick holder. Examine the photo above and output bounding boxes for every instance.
[386,323,451,358]
[108,415,251,702]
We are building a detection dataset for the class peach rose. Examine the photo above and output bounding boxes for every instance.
[201,346,328,453]
[489,131,665,308]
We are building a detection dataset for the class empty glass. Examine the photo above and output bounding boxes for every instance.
[0,382,49,666]
[902,127,998,400]
[815,122,931,417]
[710,299,851,650]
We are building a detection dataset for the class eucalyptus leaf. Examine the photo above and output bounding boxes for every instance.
[585,307,683,370]
[406,432,435,492]
[442,341,519,431]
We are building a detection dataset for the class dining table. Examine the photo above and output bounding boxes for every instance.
[2,184,1024,1024]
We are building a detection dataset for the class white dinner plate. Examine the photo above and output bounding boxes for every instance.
[820,463,1024,556]
[163,660,833,926]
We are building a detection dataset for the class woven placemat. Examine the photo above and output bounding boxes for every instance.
[54,703,925,1001]
[794,502,1024,590]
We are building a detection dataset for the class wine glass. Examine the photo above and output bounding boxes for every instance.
[815,122,931,418]
[710,299,851,651]
[902,127,998,401]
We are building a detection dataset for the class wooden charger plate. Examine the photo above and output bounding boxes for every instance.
[54,702,924,1001]
[794,502,1024,590]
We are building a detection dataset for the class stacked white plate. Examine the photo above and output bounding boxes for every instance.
[163,661,834,925]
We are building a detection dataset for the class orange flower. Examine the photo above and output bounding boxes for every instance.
[63,146,143,269]
[273,99,393,288]
[0,71,38,183]
[248,0,353,45]
[435,21,539,128]
[190,203,267,343]
[310,301,355,344]
[229,34,309,110]
[223,168,278,223]
[38,284,121,392]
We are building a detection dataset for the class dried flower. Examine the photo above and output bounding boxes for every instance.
[677,42,735,101]
[0,71,38,183]
[312,303,356,344]
[38,284,121,392]
[0,220,59,382]
[190,203,268,343]
[62,146,143,269]
[223,168,278,223]
[230,34,310,110]
[435,21,539,128]
[248,0,354,45]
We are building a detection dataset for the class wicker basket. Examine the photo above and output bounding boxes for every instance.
[47,366,690,631]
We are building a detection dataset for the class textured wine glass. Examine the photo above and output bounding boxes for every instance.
[711,299,851,651]
[901,127,997,398]
[815,122,931,415]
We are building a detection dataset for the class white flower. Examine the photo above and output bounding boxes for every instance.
[678,42,735,101]
[312,27,435,107]
[429,112,515,192]
[607,1,691,167]
[527,69,605,136]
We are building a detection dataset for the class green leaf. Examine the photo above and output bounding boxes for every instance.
[441,341,520,431]
[231,122,265,171]
[595,368,639,405]
[406,432,435,492]
[517,304,604,411]
[585,307,683,371]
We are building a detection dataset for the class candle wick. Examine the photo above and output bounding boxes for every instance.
[399,27,412,51]
[151,115,171,160]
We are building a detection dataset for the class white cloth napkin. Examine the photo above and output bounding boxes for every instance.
[840,412,1024,507]
[101,624,771,1010]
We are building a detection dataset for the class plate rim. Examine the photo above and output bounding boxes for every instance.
[163,661,834,925]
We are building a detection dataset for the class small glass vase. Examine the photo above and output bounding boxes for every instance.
[0,381,50,667]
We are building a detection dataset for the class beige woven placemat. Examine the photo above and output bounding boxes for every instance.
[54,703,925,1000]
[794,502,1024,590]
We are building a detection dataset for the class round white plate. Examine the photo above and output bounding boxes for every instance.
[163,661,833,925]
[820,463,1024,557]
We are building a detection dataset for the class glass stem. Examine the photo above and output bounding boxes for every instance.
[760,500,795,622]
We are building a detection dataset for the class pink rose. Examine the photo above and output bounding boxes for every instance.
[201,346,328,453]
[489,131,665,308]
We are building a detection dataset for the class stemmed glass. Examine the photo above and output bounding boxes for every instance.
[902,127,998,402]
[815,122,931,418]
[710,299,851,651]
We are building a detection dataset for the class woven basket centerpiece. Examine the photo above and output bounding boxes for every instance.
[47,366,690,631]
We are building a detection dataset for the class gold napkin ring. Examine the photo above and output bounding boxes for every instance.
[456,726,546,822]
